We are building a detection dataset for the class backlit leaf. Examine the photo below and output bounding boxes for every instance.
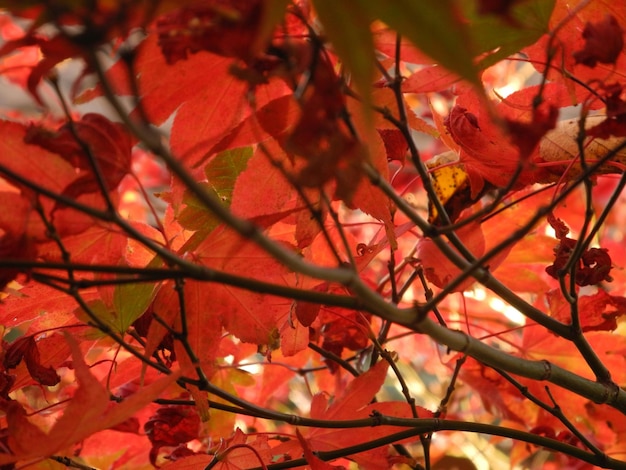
[0,335,108,464]
[425,151,472,223]
[0,120,76,193]
[417,220,485,291]
[178,147,253,231]
[539,116,626,181]
[211,429,273,470]
[524,1,626,91]
[231,140,298,219]
[112,281,158,333]
[362,0,480,86]
[205,147,254,205]
[310,360,389,421]
[25,113,133,197]
[177,182,222,232]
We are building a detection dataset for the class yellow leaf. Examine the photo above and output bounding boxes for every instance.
[426,151,471,223]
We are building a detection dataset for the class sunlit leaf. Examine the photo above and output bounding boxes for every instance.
[205,147,254,204]
[425,151,472,223]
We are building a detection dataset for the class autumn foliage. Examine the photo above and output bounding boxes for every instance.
[1,0,626,469]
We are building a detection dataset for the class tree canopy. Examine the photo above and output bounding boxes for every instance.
[1,0,626,469]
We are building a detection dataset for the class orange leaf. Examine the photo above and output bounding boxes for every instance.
[192,225,294,347]
[231,139,298,219]
[297,429,344,470]
[310,360,388,421]
[25,113,133,198]
[211,428,273,470]
[547,288,626,332]
[0,334,108,464]
[417,220,485,291]
[161,454,214,469]
[0,120,76,193]
[0,334,179,465]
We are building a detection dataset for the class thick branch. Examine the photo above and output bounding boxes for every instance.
[413,316,626,413]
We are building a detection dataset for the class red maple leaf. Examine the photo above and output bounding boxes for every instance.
[458,356,526,422]
[0,32,86,103]
[3,335,60,386]
[547,288,626,332]
[317,306,371,372]
[297,429,345,470]
[445,85,565,194]
[505,104,558,160]
[0,120,77,195]
[0,231,35,291]
[284,360,434,470]
[377,128,408,162]
[573,14,625,68]
[523,2,626,98]
[585,84,626,139]
[444,104,518,194]
[417,219,485,291]
[0,15,39,89]
[191,225,294,347]
[145,405,201,466]
[0,335,179,466]
[208,428,273,470]
[372,25,434,65]
[25,113,133,199]
[132,308,176,364]
[283,53,363,199]
[77,33,251,129]
[156,0,264,63]
[545,214,613,286]
[402,65,462,94]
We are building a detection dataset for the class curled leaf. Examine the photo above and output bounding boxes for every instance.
[425,151,476,224]
[3,336,60,387]
[145,405,201,466]
[545,236,613,286]
[548,289,626,331]
[445,103,528,193]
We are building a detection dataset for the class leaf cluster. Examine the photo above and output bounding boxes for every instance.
[0,1,625,469]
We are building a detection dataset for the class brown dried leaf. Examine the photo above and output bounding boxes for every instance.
[538,116,626,182]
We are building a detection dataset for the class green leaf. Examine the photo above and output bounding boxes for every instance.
[314,0,376,109]
[74,299,111,339]
[466,0,555,69]
[74,286,155,337]
[177,147,254,254]
[178,147,253,232]
[204,146,254,205]
[113,282,157,333]
[361,0,480,86]
[178,182,222,232]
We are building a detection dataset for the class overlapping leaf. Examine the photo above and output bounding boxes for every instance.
[0,336,179,465]
[191,225,294,348]
[297,360,432,469]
